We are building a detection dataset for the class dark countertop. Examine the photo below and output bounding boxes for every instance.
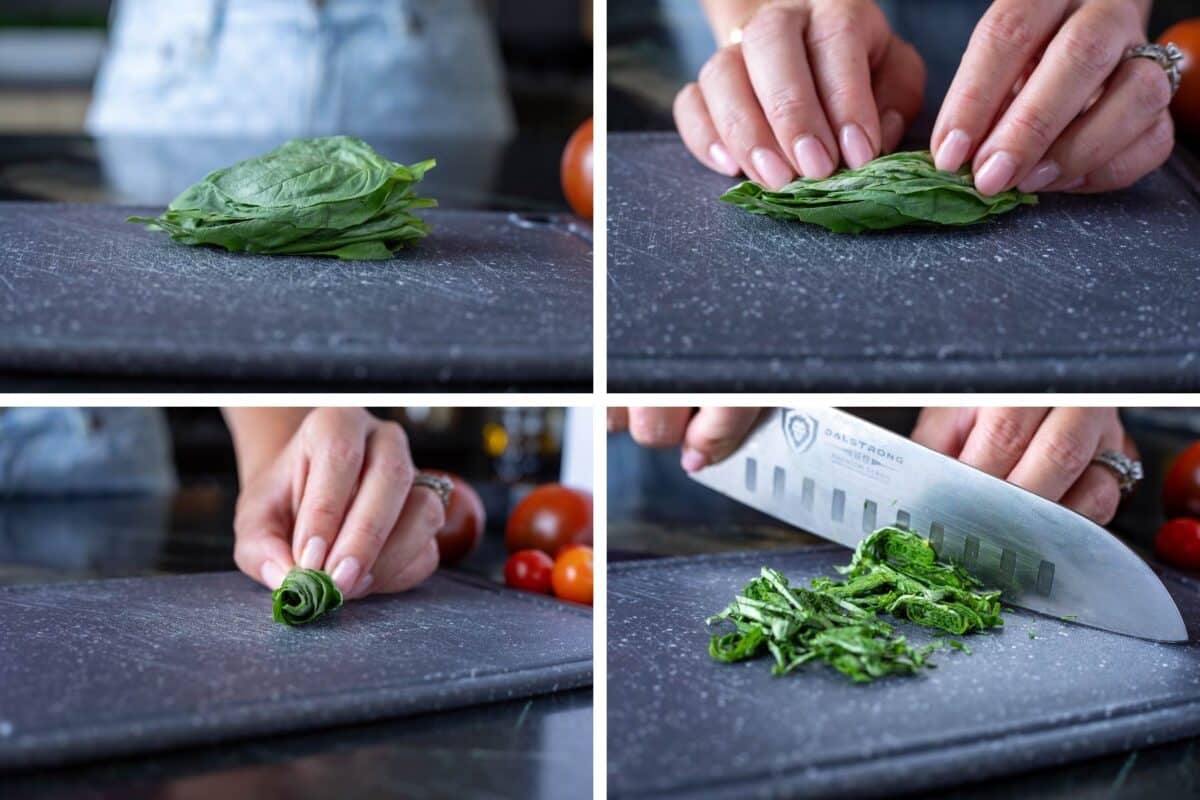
[0,483,591,800]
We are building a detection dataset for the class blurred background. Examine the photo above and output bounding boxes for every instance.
[0,0,593,210]
[0,406,591,586]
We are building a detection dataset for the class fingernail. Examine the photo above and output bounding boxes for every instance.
[750,147,793,189]
[300,537,327,570]
[974,151,1017,196]
[792,135,834,179]
[934,128,971,172]
[1062,176,1085,191]
[880,110,905,152]
[681,448,709,473]
[331,557,361,594]
[262,561,287,590]
[1018,159,1060,193]
[708,142,740,176]
[349,573,374,599]
[839,123,874,169]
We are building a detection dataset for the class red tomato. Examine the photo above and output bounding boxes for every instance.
[561,118,593,219]
[505,549,554,594]
[426,470,486,567]
[552,545,593,605]
[506,484,593,556]
[1163,442,1200,519]
[1154,518,1200,570]
[1159,19,1200,137]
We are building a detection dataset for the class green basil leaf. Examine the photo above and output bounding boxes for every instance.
[272,567,344,626]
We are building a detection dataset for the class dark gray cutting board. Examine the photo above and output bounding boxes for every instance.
[0,203,592,389]
[0,570,592,770]
[608,546,1200,799]
[608,132,1200,391]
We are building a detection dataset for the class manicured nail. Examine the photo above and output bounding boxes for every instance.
[792,135,834,178]
[880,110,905,152]
[261,561,287,590]
[300,537,327,570]
[1062,177,1085,191]
[331,557,361,594]
[681,448,709,473]
[974,151,1017,196]
[349,573,374,599]
[839,123,874,169]
[708,142,740,176]
[1018,159,1060,193]
[750,147,794,189]
[934,128,970,172]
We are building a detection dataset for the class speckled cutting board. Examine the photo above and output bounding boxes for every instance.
[0,204,592,389]
[0,570,592,770]
[608,546,1200,800]
[607,132,1200,391]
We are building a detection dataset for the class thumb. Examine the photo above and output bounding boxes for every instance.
[681,408,762,473]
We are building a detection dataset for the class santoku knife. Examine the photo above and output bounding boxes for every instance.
[689,407,1187,642]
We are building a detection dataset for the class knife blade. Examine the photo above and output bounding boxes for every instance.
[688,407,1187,642]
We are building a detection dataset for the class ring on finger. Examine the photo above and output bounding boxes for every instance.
[1123,43,1184,97]
[412,472,453,509]
[1090,449,1144,496]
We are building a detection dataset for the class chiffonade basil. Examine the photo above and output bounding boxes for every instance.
[272,567,344,626]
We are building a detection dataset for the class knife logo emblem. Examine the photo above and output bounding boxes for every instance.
[782,410,819,454]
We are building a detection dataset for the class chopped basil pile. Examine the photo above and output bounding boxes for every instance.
[720,150,1036,234]
[272,567,343,626]
[707,526,1003,683]
[129,136,435,261]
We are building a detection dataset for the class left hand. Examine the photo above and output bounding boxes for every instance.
[910,407,1136,525]
[931,0,1174,195]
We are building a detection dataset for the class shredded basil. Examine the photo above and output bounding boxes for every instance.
[272,567,343,626]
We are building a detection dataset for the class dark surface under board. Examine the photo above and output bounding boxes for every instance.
[0,203,592,390]
[608,546,1200,800]
[0,570,592,770]
[607,132,1200,391]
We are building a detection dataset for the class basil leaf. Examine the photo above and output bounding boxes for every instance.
[129,137,436,261]
[720,150,1036,233]
[272,567,344,626]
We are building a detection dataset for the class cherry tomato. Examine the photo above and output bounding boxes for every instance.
[506,484,593,556]
[427,470,486,567]
[1159,19,1200,138]
[505,549,554,594]
[1163,442,1200,519]
[561,117,593,219]
[552,545,593,605]
[1154,518,1200,570]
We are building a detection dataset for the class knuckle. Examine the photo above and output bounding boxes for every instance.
[1060,27,1120,77]
[807,17,857,50]
[1084,478,1122,524]
[761,87,817,127]
[323,433,362,467]
[742,4,796,45]
[346,519,390,551]
[1130,61,1172,112]
[978,413,1032,461]
[1008,106,1058,147]
[418,491,446,533]
[699,45,740,84]
[306,499,344,528]
[673,82,700,114]
[1042,430,1091,478]
[975,7,1038,53]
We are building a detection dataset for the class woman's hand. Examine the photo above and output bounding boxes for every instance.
[911,408,1135,525]
[675,0,925,188]
[608,408,762,472]
[224,408,444,598]
[932,0,1172,195]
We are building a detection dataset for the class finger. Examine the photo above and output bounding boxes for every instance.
[371,535,441,597]
[909,407,978,457]
[360,486,444,596]
[292,410,368,570]
[1029,56,1173,191]
[607,407,630,433]
[674,82,741,177]
[1058,416,1129,524]
[681,408,762,472]
[956,408,1049,478]
[699,44,797,189]
[627,408,692,449]
[740,3,837,178]
[324,423,414,595]
[233,495,295,590]
[971,3,1138,195]
[806,1,889,169]
[872,37,925,153]
[931,0,1066,172]
[1067,111,1174,193]
[1006,408,1113,502]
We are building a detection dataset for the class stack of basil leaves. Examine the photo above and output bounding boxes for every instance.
[720,150,1036,234]
[707,526,1003,683]
[130,136,435,261]
[272,567,343,626]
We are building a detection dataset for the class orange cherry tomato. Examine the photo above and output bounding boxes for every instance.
[1158,19,1200,137]
[552,545,593,605]
[506,484,593,556]
[561,117,593,219]
[426,470,486,567]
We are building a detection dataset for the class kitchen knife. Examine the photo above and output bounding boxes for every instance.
[688,407,1187,642]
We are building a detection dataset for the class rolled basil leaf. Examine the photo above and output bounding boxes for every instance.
[721,150,1036,233]
[272,567,344,626]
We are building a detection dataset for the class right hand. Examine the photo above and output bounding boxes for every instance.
[674,0,925,188]
[608,408,762,473]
